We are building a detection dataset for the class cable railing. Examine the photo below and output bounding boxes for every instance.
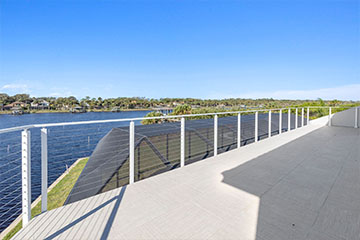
[0,105,358,236]
[0,130,22,234]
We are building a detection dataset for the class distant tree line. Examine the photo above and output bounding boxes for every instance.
[140,99,358,124]
[0,93,357,112]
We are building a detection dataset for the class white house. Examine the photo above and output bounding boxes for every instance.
[31,100,50,110]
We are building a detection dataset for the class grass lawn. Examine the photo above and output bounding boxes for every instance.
[3,158,88,240]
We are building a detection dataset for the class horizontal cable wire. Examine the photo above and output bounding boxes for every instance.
[0,165,21,177]
[0,179,22,196]
[0,194,22,210]
[48,131,109,141]
[1,208,22,228]
[0,143,21,152]
[0,186,22,203]
[0,171,21,185]
[0,136,21,143]
[0,156,22,169]
[0,201,22,220]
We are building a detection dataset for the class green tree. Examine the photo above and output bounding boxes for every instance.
[171,104,192,115]
[141,111,165,125]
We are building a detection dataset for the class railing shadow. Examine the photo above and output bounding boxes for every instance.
[100,186,126,240]
[44,186,126,240]
[220,127,340,239]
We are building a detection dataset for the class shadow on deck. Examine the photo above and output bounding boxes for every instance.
[222,126,360,240]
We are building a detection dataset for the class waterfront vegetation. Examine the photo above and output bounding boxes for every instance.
[3,158,88,240]
[141,99,359,124]
[0,93,358,114]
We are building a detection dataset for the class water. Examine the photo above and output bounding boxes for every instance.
[0,111,151,129]
[0,111,150,232]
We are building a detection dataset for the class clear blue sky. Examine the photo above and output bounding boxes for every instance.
[0,0,359,100]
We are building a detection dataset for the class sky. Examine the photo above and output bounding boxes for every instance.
[0,0,359,100]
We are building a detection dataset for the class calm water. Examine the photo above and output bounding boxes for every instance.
[0,111,150,232]
[0,111,151,129]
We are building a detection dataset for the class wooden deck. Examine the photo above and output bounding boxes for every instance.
[13,119,360,240]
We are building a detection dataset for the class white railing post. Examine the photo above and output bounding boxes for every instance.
[255,111,258,142]
[129,121,135,184]
[237,113,241,148]
[214,115,218,156]
[355,107,358,129]
[307,107,310,125]
[288,108,291,131]
[301,108,304,127]
[328,107,332,127]
[41,128,48,213]
[180,117,185,167]
[279,109,282,134]
[21,129,31,226]
[268,110,272,138]
[295,108,298,129]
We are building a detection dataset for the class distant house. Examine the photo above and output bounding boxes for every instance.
[81,102,90,109]
[111,107,121,112]
[62,105,70,110]
[31,100,50,110]
[12,101,26,107]
[3,104,12,111]
[30,102,38,109]
[3,101,26,111]
[70,105,86,113]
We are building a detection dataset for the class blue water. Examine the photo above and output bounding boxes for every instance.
[0,111,150,232]
[0,111,151,129]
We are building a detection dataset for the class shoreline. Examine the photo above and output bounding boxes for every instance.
[0,109,151,115]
